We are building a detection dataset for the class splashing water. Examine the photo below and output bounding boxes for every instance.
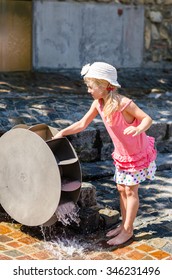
[55,201,80,226]
[39,213,105,260]
[39,200,104,259]
[44,236,89,260]
[39,201,88,259]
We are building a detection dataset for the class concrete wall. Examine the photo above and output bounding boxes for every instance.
[33,1,144,69]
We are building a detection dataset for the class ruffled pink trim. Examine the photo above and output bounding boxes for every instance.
[112,136,157,172]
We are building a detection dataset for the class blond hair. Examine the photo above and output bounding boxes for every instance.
[84,77,120,123]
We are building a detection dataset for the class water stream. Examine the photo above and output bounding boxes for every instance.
[38,202,91,259]
[39,224,98,260]
[44,236,89,260]
[55,201,80,226]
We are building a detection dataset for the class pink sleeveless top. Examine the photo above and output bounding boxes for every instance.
[97,99,157,172]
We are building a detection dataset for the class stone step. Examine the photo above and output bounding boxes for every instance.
[155,152,172,171]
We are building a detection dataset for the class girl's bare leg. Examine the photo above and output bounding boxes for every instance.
[106,184,126,237]
[107,184,139,245]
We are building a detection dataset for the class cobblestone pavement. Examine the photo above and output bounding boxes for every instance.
[0,68,172,260]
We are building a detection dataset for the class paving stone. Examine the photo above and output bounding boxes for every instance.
[7,241,23,249]
[0,225,12,234]
[0,254,12,260]
[150,250,171,260]
[4,249,24,258]
[148,238,168,249]
[126,250,146,260]
[135,244,156,253]
[0,235,13,243]
[162,243,172,255]
[18,236,39,245]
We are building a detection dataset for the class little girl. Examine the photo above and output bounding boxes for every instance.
[53,62,157,246]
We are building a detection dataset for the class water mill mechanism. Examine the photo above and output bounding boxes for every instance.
[0,124,82,228]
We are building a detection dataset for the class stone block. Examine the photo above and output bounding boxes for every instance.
[69,129,98,161]
[156,140,172,153]
[81,161,115,180]
[99,127,114,160]
[99,127,111,143]
[156,152,172,170]
[164,0,172,4]
[99,208,120,229]
[147,122,167,140]
[101,143,114,161]
[78,182,97,208]
[77,207,100,233]
[149,11,163,23]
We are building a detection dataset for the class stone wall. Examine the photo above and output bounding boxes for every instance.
[144,0,172,66]
[66,0,172,67]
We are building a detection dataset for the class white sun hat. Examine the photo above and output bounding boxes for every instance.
[81,62,121,88]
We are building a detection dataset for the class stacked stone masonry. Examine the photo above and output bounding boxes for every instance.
[69,0,172,66]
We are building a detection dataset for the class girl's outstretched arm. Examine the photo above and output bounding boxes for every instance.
[123,101,152,137]
[53,100,99,139]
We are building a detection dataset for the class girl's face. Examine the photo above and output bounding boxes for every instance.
[86,80,108,100]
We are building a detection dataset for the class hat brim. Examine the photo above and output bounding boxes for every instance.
[84,73,121,88]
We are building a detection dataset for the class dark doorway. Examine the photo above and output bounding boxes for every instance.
[0,0,32,71]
